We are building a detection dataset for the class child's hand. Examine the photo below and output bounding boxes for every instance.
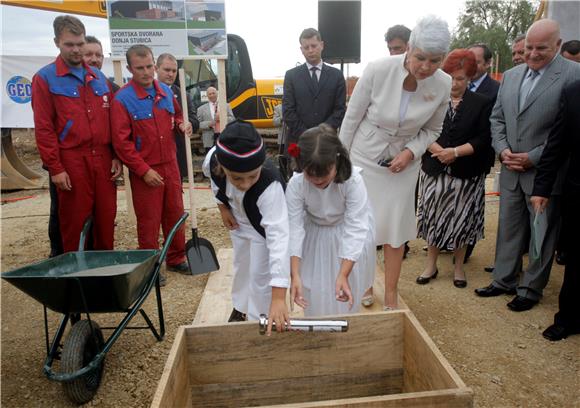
[290,275,308,312]
[335,274,353,309]
[267,287,290,336]
[218,206,239,230]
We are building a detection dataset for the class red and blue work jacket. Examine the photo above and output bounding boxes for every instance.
[32,56,113,175]
[111,79,183,177]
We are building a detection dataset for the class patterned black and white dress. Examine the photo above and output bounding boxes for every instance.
[417,92,491,250]
[417,169,485,250]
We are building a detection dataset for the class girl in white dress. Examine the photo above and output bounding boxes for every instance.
[202,120,290,335]
[286,124,376,317]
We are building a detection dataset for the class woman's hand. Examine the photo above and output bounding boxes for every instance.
[431,147,457,165]
[267,287,290,336]
[335,274,353,309]
[217,205,239,230]
[389,148,414,174]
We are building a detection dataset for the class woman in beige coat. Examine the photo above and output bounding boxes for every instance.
[339,15,452,309]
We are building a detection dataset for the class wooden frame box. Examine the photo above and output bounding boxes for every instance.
[152,311,472,407]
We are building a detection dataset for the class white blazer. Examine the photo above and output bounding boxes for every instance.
[339,54,451,162]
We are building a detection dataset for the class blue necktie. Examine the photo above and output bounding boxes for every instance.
[468,82,477,91]
[519,70,539,110]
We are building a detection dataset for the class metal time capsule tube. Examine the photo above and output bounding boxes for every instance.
[259,314,348,335]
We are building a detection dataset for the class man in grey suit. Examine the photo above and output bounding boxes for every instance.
[198,86,234,152]
[475,19,580,311]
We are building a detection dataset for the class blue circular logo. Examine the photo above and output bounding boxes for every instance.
[6,76,32,104]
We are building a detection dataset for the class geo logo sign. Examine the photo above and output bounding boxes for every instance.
[6,76,32,104]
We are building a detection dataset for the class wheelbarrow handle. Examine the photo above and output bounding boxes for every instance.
[158,213,189,265]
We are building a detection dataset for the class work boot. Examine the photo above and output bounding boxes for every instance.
[158,272,167,287]
[167,262,189,275]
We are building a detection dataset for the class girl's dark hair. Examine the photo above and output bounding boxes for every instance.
[294,124,352,183]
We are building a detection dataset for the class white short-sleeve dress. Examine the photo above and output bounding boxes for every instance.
[286,167,376,317]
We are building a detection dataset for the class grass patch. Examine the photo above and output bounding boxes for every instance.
[186,20,225,29]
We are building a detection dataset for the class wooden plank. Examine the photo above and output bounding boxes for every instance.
[189,370,403,407]
[185,313,404,385]
[192,248,235,324]
[265,389,473,407]
[193,249,408,325]
[402,312,470,393]
[150,327,192,408]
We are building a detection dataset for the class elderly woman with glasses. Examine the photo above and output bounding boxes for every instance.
[416,49,493,289]
[339,15,452,309]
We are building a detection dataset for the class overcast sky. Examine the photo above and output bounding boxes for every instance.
[1,0,465,78]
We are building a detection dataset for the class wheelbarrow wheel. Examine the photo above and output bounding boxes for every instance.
[61,320,105,405]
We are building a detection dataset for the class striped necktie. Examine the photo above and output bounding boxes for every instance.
[519,70,539,110]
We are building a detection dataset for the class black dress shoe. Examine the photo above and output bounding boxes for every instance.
[228,308,247,322]
[484,265,495,273]
[507,295,538,312]
[556,251,567,265]
[453,279,467,288]
[542,324,571,341]
[416,269,438,285]
[474,284,516,297]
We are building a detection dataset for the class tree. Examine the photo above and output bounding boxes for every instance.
[451,0,539,72]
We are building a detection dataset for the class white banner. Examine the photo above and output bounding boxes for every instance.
[1,55,128,129]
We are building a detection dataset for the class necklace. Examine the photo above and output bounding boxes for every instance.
[450,97,462,109]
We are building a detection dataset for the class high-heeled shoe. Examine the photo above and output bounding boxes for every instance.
[416,269,438,285]
[453,278,467,288]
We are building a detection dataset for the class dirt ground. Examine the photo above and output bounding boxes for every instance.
[1,131,578,407]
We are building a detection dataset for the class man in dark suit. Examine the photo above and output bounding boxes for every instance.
[282,28,346,146]
[467,43,500,102]
[531,80,580,340]
[475,19,580,311]
[155,53,199,180]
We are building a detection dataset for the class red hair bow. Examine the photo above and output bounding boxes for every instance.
[288,143,301,158]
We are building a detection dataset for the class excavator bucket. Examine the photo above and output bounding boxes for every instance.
[1,129,44,191]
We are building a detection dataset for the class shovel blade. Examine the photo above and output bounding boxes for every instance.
[185,237,220,275]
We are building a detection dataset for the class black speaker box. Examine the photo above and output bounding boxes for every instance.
[318,1,361,64]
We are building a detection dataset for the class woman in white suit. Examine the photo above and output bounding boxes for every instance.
[339,15,452,309]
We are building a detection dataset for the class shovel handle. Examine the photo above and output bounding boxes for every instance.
[178,68,198,229]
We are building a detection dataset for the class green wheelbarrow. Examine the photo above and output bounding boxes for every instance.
[1,213,188,405]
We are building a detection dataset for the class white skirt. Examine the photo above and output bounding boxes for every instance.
[350,148,420,247]
[300,219,375,317]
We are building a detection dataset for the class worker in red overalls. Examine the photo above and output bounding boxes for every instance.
[112,44,192,276]
[32,15,120,252]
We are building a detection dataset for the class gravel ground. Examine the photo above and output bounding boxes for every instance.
[1,130,578,407]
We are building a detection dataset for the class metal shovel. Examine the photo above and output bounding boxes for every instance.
[178,69,220,275]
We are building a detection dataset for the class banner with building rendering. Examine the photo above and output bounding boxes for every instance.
[107,0,227,59]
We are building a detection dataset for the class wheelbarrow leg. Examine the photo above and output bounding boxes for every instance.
[138,274,165,341]
[43,310,70,370]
